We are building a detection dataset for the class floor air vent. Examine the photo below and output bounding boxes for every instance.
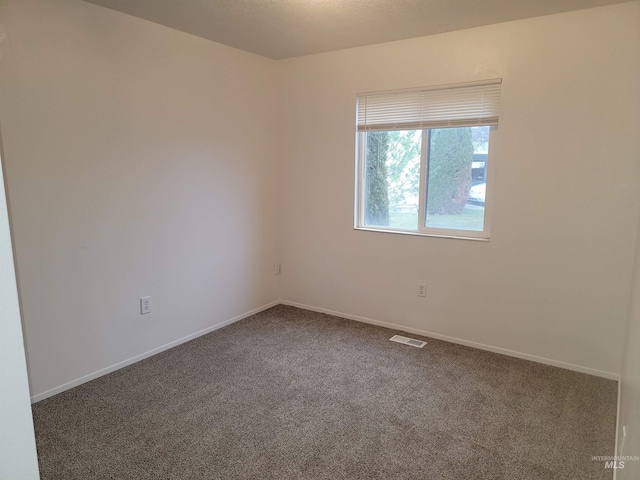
[389,335,427,348]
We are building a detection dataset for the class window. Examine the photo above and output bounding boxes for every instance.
[355,79,501,240]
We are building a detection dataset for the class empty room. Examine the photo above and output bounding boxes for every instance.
[1,0,640,478]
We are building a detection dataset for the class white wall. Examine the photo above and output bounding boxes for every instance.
[617,218,640,477]
[0,0,280,399]
[0,151,39,478]
[279,2,640,377]
[616,3,640,476]
[1,0,638,406]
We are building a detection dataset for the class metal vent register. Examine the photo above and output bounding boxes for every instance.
[389,335,427,348]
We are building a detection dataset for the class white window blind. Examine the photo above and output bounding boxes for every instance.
[357,79,502,132]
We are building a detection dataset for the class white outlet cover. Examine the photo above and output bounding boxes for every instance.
[140,296,151,315]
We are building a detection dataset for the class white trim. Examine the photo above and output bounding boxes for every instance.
[354,132,365,228]
[280,300,619,381]
[31,298,619,403]
[30,300,280,403]
[418,129,427,229]
[355,126,493,241]
[354,226,490,242]
[613,379,622,480]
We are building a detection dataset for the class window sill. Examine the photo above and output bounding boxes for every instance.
[354,226,490,242]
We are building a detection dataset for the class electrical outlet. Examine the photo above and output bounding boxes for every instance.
[417,283,426,297]
[140,296,151,315]
[274,263,281,275]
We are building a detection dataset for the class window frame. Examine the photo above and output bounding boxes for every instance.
[355,126,496,241]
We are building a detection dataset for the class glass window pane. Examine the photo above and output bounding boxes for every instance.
[364,130,421,230]
[425,126,489,232]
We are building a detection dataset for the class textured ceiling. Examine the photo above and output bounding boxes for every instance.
[83,0,630,59]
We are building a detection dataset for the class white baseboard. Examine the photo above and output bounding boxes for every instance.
[280,300,620,381]
[614,379,623,480]
[31,298,619,403]
[30,300,280,403]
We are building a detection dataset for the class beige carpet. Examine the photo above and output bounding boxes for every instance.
[32,305,617,479]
